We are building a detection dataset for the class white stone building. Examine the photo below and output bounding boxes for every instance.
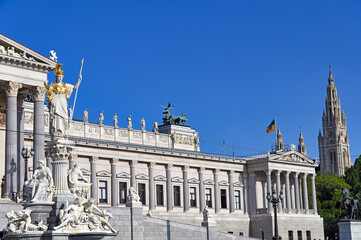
[0,33,324,239]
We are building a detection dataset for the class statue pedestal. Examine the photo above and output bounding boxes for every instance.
[201,221,217,240]
[22,202,54,226]
[339,220,361,240]
[3,231,117,240]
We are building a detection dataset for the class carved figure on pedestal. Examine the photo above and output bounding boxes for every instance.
[5,209,47,233]
[340,187,359,219]
[83,198,117,233]
[202,206,215,223]
[194,135,199,150]
[53,197,85,231]
[113,113,118,127]
[141,118,146,131]
[351,196,359,220]
[67,163,91,198]
[127,187,140,203]
[127,115,132,130]
[24,159,54,203]
[45,63,82,138]
[49,50,58,62]
[83,108,89,123]
[99,110,104,125]
[153,120,158,133]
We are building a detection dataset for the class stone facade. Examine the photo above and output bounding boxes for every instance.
[0,33,324,240]
[318,65,352,176]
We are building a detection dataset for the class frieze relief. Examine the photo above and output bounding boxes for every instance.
[89,126,99,133]
[72,123,84,132]
[104,128,114,136]
[133,132,141,139]
[146,134,154,141]
[159,136,168,142]
[24,112,33,125]
[175,134,193,146]
[0,45,37,62]
[119,131,128,137]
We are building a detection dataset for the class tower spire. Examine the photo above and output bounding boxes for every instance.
[298,131,307,155]
[328,64,334,85]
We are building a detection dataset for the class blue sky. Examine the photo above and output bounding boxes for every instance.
[1,1,361,160]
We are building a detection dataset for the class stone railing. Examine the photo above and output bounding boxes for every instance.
[22,102,199,151]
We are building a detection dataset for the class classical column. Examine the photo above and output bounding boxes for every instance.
[148,162,155,211]
[183,165,189,212]
[199,167,205,212]
[32,86,46,168]
[111,159,117,207]
[249,171,257,214]
[311,174,317,214]
[4,82,22,197]
[294,173,300,213]
[90,156,98,203]
[265,170,273,212]
[299,178,303,209]
[166,164,173,211]
[303,173,309,214]
[17,94,26,193]
[228,170,235,213]
[214,169,220,213]
[276,170,282,212]
[130,160,137,188]
[243,172,249,214]
[285,171,291,213]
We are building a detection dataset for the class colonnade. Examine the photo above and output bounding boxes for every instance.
[262,169,317,214]
[2,82,46,198]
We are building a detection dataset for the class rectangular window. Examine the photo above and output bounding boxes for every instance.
[297,231,302,240]
[190,187,197,207]
[98,181,108,203]
[138,183,146,205]
[288,231,293,240]
[234,190,241,209]
[221,189,227,208]
[119,182,127,204]
[205,188,212,208]
[156,185,164,206]
[174,186,181,207]
[306,231,311,240]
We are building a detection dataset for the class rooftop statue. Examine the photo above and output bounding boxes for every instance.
[160,102,189,125]
[340,187,359,220]
[45,63,82,138]
[23,159,54,203]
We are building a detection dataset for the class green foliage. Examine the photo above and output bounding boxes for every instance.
[316,173,351,237]
[344,156,361,196]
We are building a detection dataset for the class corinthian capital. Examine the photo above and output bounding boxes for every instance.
[32,86,46,101]
[5,82,22,97]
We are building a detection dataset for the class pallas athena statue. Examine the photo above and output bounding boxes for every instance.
[45,63,82,137]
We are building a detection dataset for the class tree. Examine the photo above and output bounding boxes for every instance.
[315,173,351,238]
[344,155,361,196]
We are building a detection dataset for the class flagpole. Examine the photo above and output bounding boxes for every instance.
[274,116,277,151]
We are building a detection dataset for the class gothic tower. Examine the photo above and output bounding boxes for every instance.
[318,65,351,175]
[276,129,284,151]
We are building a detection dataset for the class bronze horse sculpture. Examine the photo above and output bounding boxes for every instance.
[339,187,359,220]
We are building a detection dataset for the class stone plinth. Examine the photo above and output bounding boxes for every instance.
[339,220,361,240]
[201,221,217,240]
[22,202,54,226]
[158,124,199,151]
[126,201,144,240]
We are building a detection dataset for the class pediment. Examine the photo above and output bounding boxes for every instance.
[81,168,91,176]
[116,172,131,179]
[272,151,315,165]
[233,182,243,187]
[172,176,184,183]
[136,173,149,180]
[219,180,229,186]
[203,179,215,185]
[188,178,200,184]
[96,170,111,177]
[154,175,167,181]
[0,33,56,73]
